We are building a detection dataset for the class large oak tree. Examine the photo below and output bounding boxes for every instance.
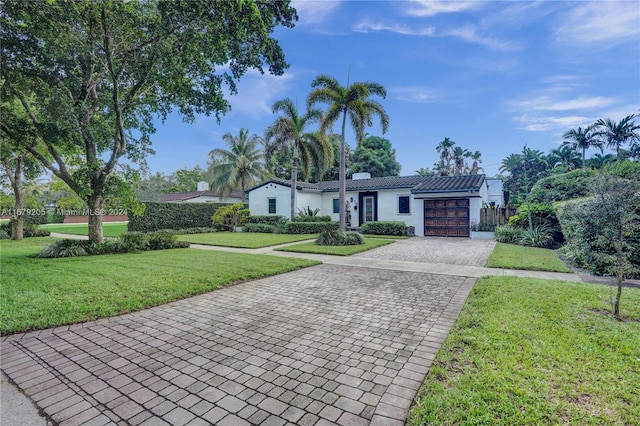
[1,0,296,242]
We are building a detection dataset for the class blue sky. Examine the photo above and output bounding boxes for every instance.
[146,0,640,178]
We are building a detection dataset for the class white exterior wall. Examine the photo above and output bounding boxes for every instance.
[469,196,483,226]
[412,197,425,236]
[320,191,359,224]
[376,189,414,226]
[486,179,504,206]
[248,183,291,216]
[296,191,323,215]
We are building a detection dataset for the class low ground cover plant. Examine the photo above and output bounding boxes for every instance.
[408,276,640,425]
[38,231,189,258]
[0,222,51,239]
[316,228,364,246]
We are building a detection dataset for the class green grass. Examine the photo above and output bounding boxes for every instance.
[39,222,128,237]
[408,277,640,426]
[275,238,394,256]
[487,242,573,272]
[0,237,319,335]
[178,232,317,248]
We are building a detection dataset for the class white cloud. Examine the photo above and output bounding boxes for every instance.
[402,0,482,17]
[509,95,618,112]
[443,24,519,51]
[353,19,435,36]
[514,114,593,132]
[555,1,640,46]
[291,0,341,26]
[391,86,439,103]
[225,71,295,119]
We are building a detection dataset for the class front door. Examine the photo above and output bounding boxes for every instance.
[363,196,375,223]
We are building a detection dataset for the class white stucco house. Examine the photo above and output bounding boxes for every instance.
[160,181,244,204]
[247,173,504,237]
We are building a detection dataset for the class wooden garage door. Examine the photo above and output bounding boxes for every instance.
[424,199,470,237]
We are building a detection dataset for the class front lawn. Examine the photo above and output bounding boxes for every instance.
[0,237,318,335]
[178,232,316,248]
[275,238,394,256]
[408,276,640,425]
[487,242,572,272]
[39,222,128,237]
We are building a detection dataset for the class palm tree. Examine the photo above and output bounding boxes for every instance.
[593,113,640,159]
[586,153,616,169]
[207,129,266,199]
[307,74,389,230]
[562,126,601,168]
[265,98,333,220]
[548,145,581,170]
[470,150,484,174]
[452,146,469,175]
[435,137,456,176]
[499,153,522,175]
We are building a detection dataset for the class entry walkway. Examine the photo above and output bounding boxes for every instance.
[2,236,581,426]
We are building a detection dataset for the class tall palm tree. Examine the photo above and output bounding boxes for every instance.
[562,125,601,168]
[207,128,266,199]
[435,137,456,176]
[593,113,640,159]
[265,98,333,220]
[548,145,581,170]
[307,74,389,230]
[452,146,469,175]
[470,150,483,174]
[499,153,521,175]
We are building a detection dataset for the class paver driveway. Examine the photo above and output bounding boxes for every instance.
[1,239,487,425]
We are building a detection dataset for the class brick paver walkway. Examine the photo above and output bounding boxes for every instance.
[1,263,475,426]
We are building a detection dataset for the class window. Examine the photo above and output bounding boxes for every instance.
[332,198,340,214]
[398,196,410,214]
[268,198,276,214]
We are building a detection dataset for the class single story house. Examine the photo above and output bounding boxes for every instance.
[160,181,244,203]
[247,173,504,237]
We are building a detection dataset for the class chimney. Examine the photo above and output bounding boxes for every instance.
[196,181,209,191]
[352,172,371,180]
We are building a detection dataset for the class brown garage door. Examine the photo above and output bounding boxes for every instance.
[424,199,470,237]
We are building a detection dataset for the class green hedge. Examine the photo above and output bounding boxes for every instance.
[283,221,339,234]
[245,223,277,233]
[293,215,332,222]
[246,215,288,226]
[529,169,596,203]
[128,202,234,232]
[362,221,407,236]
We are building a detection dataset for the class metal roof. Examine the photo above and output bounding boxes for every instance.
[411,174,485,193]
[160,190,244,202]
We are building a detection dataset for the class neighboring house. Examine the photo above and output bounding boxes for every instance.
[160,181,244,204]
[248,173,504,237]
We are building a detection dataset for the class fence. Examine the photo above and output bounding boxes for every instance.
[480,207,517,226]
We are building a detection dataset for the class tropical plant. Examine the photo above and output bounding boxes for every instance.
[211,203,250,231]
[435,137,456,176]
[586,153,616,169]
[415,167,434,176]
[349,135,401,177]
[469,151,483,174]
[518,224,556,248]
[207,129,266,199]
[562,125,601,168]
[307,74,389,230]
[593,113,640,159]
[265,98,333,220]
[547,145,581,170]
[452,146,470,175]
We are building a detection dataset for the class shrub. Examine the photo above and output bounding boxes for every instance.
[211,203,250,231]
[0,222,51,238]
[128,202,232,232]
[246,215,288,226]
[293,215,332,222]
[529,168,596,203]
[470,221,497,232]
[284,221,339,234]
[509,203,562,242]
[120,231,149,252]
[362,221,406,236]
[0,229,9,239]
[316,229,364,246]
[406,226,415,237]
[244,223,277,233]
[39,239,91,258]
[147,231,178,250]
[494,225,523,244]
[518,224,556,248]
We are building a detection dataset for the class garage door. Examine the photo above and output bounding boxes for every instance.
[424,199,469,237]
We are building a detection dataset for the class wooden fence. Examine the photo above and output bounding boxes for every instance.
[479,207,517,226]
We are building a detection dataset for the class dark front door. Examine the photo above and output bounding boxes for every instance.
[358,191,378,226]
[424,199,470,237]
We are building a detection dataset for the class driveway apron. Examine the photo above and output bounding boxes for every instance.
[1,238,489,425]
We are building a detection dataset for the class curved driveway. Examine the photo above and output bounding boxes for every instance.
[2,238,489,425]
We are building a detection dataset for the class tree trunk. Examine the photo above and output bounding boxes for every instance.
[614,228,624,318]
[290,151,298,221]
[87,194,105,243]
[582,148,586,169]
[8,157,24,240]
[339,110,347,231]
